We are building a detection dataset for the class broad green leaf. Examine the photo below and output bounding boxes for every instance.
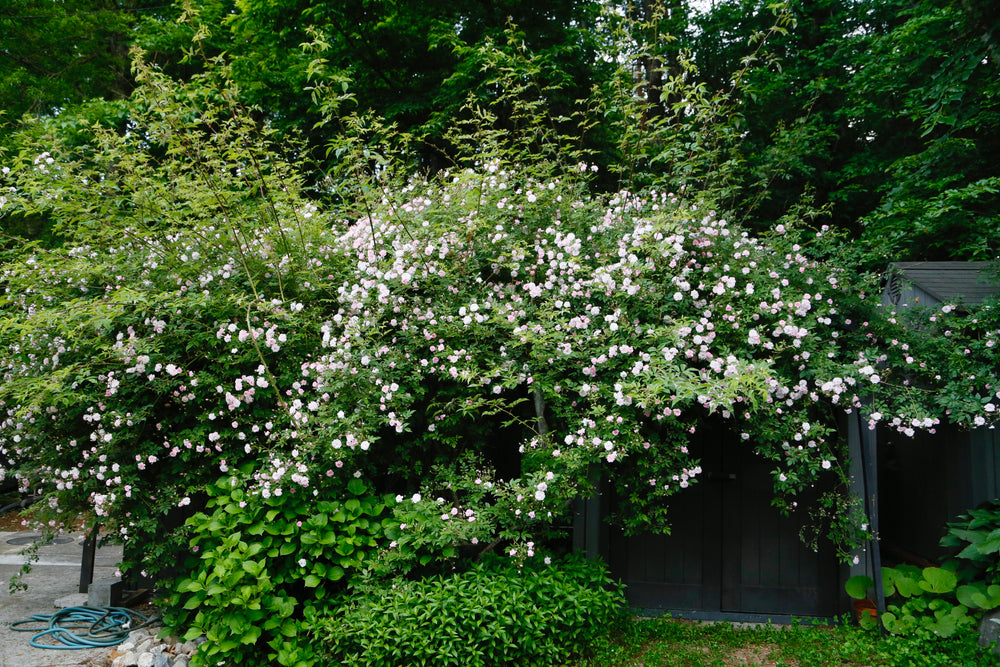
[919,567,957,594]
[884,567,922,598]
[957,583,985,608]
[845,575,874,599]
[177,578,200,593]
[979,533,1000,555]
[241,559,263,577]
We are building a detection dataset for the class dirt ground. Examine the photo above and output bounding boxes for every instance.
[0,511,27,533]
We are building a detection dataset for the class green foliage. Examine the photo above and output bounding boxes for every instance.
[941,500,1000,582]
[0,55,335,575]
[161,473,389,667]
[681,0,1000,260]
[3,51,999,590]
[136,0,608,174]
[3,13,1000,664]
[582,1,796,201]
[879,566,972,638]
[6,0,1000,262]
[849,0,1000,260]
[846,564,1000,638]
[845,574,874,600]
[318,555,625,667]
[575,615,996,667]
[0,1,166,130]
[847,504,1000,640]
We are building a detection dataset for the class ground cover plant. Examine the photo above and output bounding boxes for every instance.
[844,501,1000,640]
[1,19,999,667]
[574,616,997,666]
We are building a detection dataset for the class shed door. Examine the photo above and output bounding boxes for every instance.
[608,426,838,617]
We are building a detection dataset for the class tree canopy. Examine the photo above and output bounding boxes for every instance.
[0,0,170,122]
[3,0,997,260]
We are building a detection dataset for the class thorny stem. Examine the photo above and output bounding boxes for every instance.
[244,303,288,412]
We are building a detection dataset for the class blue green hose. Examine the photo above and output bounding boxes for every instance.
[11,605,153,649]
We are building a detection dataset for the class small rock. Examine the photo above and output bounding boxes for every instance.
[137,652,156,667]
[53,593,89,608]
[118,641,137,652]
[979,610,1000,655]
[154,653,171,667]
[173,655,191,667]
[113,651,138,667]
[179,639,199,654]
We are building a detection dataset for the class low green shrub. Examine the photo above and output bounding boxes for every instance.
[318,555,626,666]
[846,503,1000,640]
[161,472,390,667]
[876,630,997,667]
[879,566,980,637]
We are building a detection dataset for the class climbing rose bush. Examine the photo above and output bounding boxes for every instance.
[3,145,999,576]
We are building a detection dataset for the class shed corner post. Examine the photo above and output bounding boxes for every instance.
[849,408,886,619]
[573,466,605,562]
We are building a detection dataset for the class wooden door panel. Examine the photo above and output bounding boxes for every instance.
[609,428,838,617]
[720,451,836,616]
[610,468,721,612]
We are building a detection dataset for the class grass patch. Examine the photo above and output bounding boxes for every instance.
[573,616,997,666]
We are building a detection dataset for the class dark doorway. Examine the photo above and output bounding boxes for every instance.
[607,424,840,618]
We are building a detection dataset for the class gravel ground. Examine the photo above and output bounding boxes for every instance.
[0,525,122,667]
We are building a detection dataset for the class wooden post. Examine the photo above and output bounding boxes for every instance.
[78,525,98,594]
[858,411,887,625]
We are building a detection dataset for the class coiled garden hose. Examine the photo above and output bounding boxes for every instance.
[0,496,37,514]
[11,605,154,649]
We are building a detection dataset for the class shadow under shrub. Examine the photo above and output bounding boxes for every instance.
[317,555,626,666]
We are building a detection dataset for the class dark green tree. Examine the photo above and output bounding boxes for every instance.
[4,0,997,260]
[683,0,1000,260]
[135,0,608,173]
[0,0,172,128]
[852,0,1000,260]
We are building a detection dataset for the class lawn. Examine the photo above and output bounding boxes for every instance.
[575,616,997,666]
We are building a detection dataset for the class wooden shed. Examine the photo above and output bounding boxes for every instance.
[574,261,1000,620]
[875,262,1000,566]
[575,420,844,622]
[882,261,998,309]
